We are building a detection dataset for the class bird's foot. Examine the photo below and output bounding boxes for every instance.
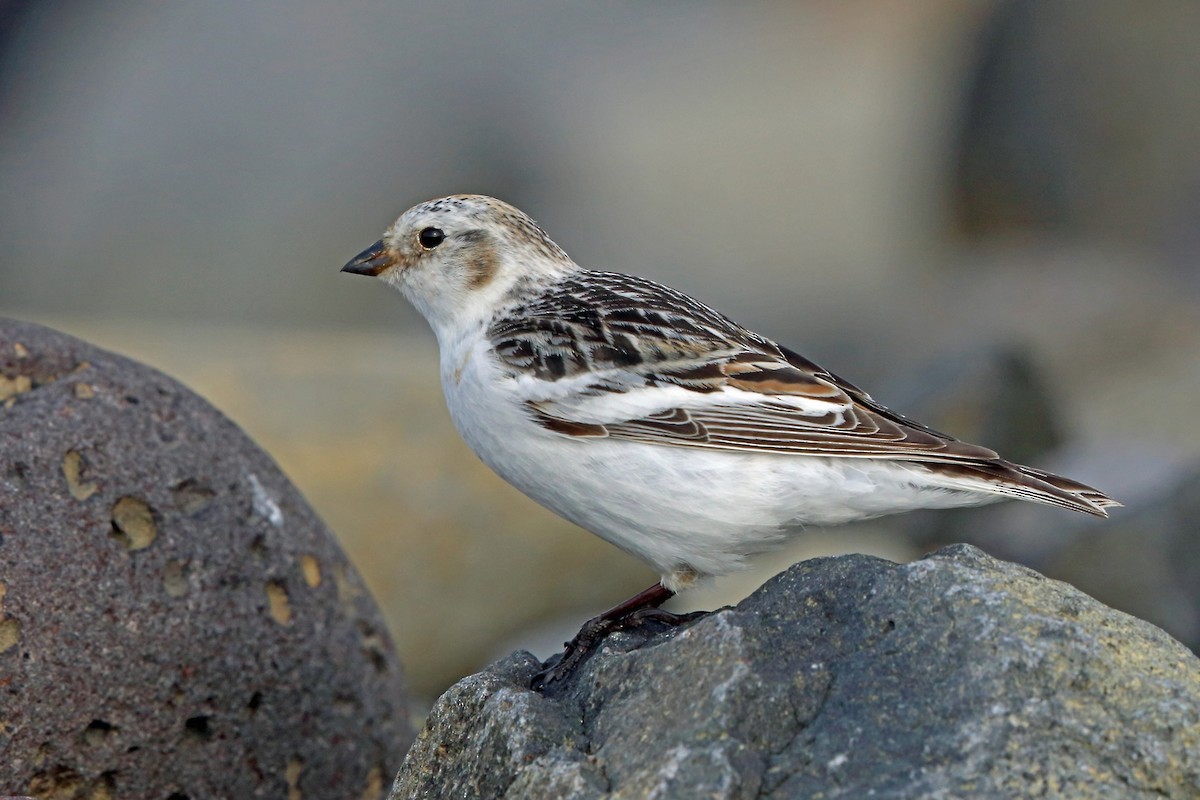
[531,583,709,691]
[626,606,709,628]
[530,614,618,691]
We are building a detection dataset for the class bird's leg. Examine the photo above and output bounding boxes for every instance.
[531,581,707,690]
[532,582,672,690]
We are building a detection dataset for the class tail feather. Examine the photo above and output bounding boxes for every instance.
[1012,464,1121,517]
[929,460,1119,517]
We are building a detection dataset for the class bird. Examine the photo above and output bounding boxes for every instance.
[341,194,1118,686]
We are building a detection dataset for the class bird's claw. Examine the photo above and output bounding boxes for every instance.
[530,607,710,691]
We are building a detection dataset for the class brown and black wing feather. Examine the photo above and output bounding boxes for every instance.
[490,270,1118,516]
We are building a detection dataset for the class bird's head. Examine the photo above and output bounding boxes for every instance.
[342,194,573,333]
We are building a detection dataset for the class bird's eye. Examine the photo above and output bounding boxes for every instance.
[418,227,445,249]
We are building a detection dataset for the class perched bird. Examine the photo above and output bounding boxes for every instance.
[342,194,1117,686]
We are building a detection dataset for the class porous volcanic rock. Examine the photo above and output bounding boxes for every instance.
[0,318,413,798]
[392,545,1200,799]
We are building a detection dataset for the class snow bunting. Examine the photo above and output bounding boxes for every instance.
[342,194,1117,683]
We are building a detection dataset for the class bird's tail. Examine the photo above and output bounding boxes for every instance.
[940,459,1120,517]
[1008,463,1120,517]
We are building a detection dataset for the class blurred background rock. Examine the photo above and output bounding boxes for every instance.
[2,1,1197,704]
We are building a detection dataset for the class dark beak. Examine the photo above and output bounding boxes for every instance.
[341,240,395,276]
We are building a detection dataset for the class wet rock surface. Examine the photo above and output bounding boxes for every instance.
[0,319,413,798]
[392,545,1200,800]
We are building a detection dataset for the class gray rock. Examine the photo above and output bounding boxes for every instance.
[0,318,413,798]
[1049,458,1200,653]
[920,443,1200,655]
[392,544,1200,799]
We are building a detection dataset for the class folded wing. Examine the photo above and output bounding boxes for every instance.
[491,270,1118,516]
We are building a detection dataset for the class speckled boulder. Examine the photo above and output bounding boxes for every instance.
[0,318,413,798]
[393,545,1200,799]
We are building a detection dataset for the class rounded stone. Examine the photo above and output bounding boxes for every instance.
[0,318,413,797]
